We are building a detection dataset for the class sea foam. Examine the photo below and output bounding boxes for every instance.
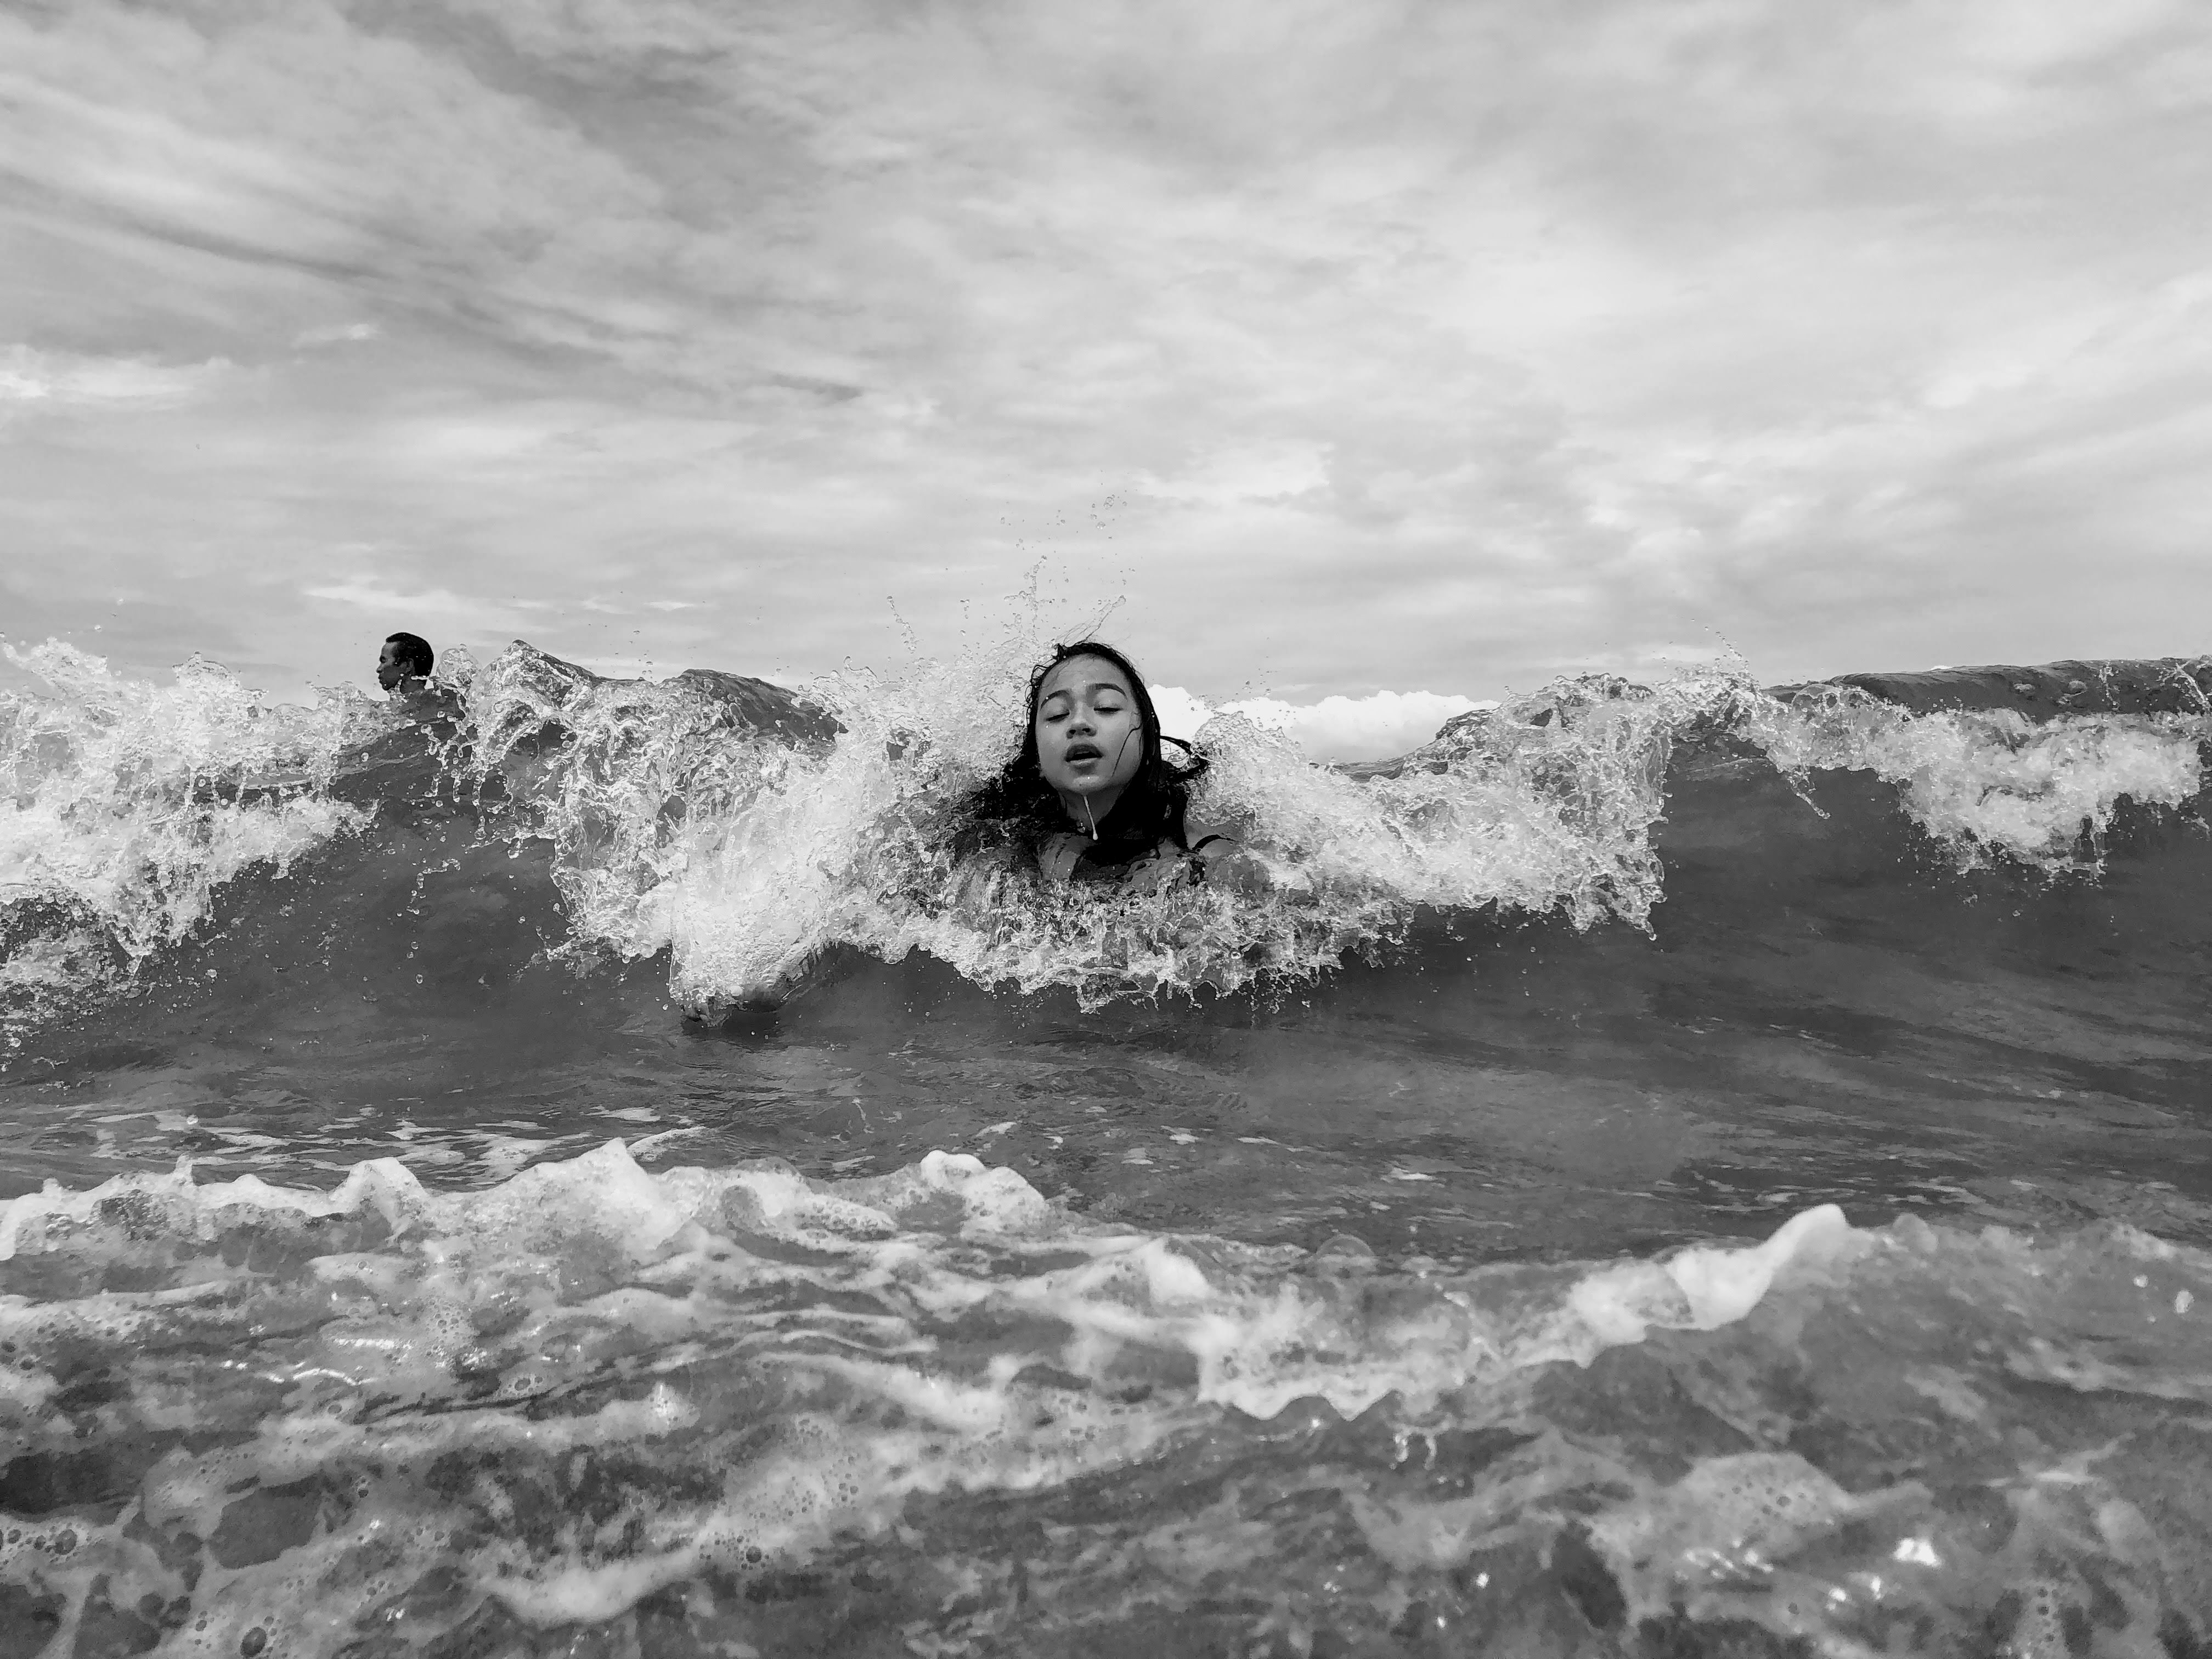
[0,642,383,1042]
[2,636,2204,1026]
[452,643,2209,1011]
[1,1143,2206,1655]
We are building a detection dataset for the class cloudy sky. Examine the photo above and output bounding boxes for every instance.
[4,0,2210,708]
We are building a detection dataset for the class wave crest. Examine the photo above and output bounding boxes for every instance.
[467,646,2206,1009]
[0,642,383,1042]
[2,637,2204,1029]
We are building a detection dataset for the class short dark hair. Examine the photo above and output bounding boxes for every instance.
[383,632,435,677]
[961,640,1206,857]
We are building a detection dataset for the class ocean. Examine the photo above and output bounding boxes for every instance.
[3,635,2211,1657]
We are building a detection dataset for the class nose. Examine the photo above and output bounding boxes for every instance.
[1067,708,1094,734]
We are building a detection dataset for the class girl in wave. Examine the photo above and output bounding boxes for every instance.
[964,641,1254,890]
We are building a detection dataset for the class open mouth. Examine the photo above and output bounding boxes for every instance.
[1064,743,1103,763]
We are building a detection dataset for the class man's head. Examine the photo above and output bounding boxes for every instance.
[377,632,436,692]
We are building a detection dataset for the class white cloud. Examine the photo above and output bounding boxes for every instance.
[1147,684,1214,745]
[6,0,2212,701]
[303,578,498,618]
[1153,684,1491,763]
[294,321,380,347]
[0,345,225,409]
[1139,443,1332,506]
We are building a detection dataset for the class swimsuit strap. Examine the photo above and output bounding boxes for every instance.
[1037,833,1090,884]
[1041,830,1230,887]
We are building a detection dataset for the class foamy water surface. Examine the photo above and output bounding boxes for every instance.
[3,638,2211,1655]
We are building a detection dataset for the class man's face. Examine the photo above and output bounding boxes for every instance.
[377,641,407,691]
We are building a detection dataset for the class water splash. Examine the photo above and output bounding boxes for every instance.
[3,639,2204,1030]
[455,645,2208,1011]
[0,1146,2205,1656]
[1751,682,2205,870]
[0,643,383,1043]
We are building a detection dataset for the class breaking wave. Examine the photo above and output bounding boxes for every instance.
[1,1146,2206,1655]
[6,639,2212,1653]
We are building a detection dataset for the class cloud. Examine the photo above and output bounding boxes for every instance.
[0,344,227,409]
[302,577,514,624]
[293,321,379,347]
[1147,685,1214,746]
[1154,684,1490,763]
[4,0,2212,704]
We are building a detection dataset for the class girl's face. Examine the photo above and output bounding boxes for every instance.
[1034,655,1146,815]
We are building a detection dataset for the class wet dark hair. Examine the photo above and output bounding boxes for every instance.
[384,632,435,677]
[962,640,1207,860]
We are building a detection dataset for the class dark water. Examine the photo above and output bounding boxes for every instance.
[3,639,2211,1657]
